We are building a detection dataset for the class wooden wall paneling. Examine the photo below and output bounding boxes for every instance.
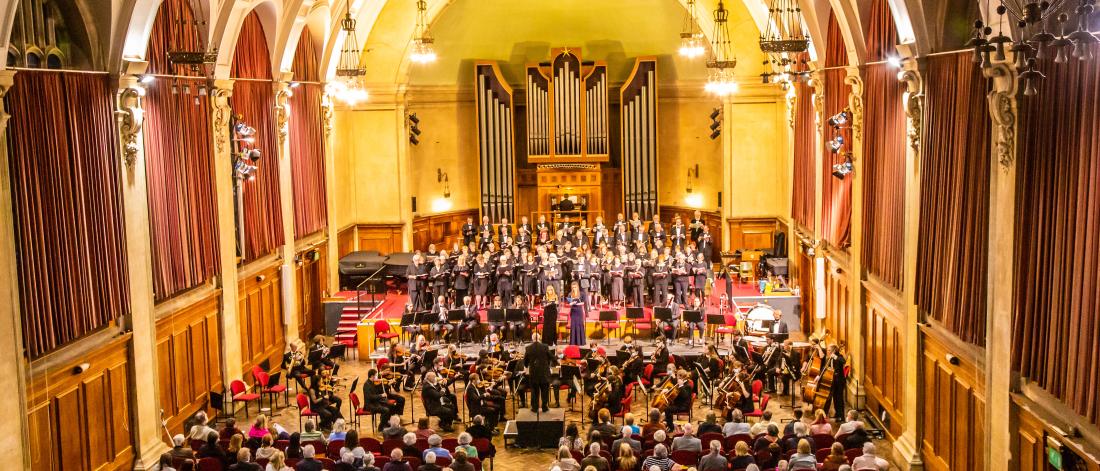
[824,255,851,345]
[1015,402,1048,471]
[920,329,986,471]
[155,291,223,433]
[797,249,815,333]
[296,242,328,338]
[515,169,539,222]
[26,335,135,470]
[862,284,905,439]
[355,223,404,254]
[238,262,285,381]
[601,168,623,219]
[411,208,479,251]
[337,224,356,257]
[726,217,780,252]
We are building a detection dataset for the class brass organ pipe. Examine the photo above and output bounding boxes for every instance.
[478,73,489,214]
[647,69,657,215]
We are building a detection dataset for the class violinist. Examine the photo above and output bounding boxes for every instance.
[730,330,752,365]
[466,372,505,429]
[283,340,310,390]
[485,333,505,359]
[652,338,671,368]
[458,296,480,344]
[704,345,723,381]
[421,372,458,432]
[663,370,694,429]
[759,337,782,393]
[620,336,643,383]
[363,369,405,432]
[431,295,455,343]
[308,367,344,429]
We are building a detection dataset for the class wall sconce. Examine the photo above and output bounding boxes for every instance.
[686,164,699,193]
[437,168,450,198]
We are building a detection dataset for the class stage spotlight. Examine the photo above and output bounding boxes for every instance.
[832,159,853,179]
[709,129,721,140]
[248,149,261,161]
[709,107,721,120]
[709,120,721,131]
[827,136,845,153]
[409,113,420,125]
[827,111,850,129]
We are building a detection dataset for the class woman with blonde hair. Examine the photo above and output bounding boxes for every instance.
[728,440,755,470]
[266,450,293,471]
[616,442,638,471]
[542,284,560,345]
[809,409,832,435]
[248,415,269,440]
[551,445,581,471]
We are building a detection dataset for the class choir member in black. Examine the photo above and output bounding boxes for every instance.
[573,254,590,310]
[658,294,681,341]
[609,256,625,307]
[421,372,458,432]
[627,253,645,307]
[777,341,802,396]
[516,216,533,248]
[692,253,709,303]
[536,215,552,245]
[472,255,491,308]
[759,337,782,393]
[453,253,470,305]
[668,217,686,251]
[541,285,559,345]
[509,295,530,339]
[544,254,563,298]
[672,253,691,305]
[664,370,695,429]
[689,210,705,243]
[650,221,668,248]
[456,296,479,344]
[652,254,671,303]
[407,254,426,310]
[521,253,540,304]
[496,252,514,301]
[465,372,504,429]
[430,257,449,306]
[363,369,405,431]
[524,332,554,413]
[431,295,455,343]
[697,225,714,262]
[478,216,493,252]
[462,217,477,246]
[613,216,630,247]
[587,254,603,308]
[632,220,648,247]
[498,217,513,243]
[308,368,343,429]
[824,344,847,420]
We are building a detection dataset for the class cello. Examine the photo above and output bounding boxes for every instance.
[650,376,679,411]
[802,355,834,409]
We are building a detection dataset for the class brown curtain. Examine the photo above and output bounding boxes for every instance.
[865,0,898,62]
[915,52,990,346]
[821,13,852,249]
[5,71,129,358]
[1013,42,1100,425]
[860,64,906,290]
[792,54,815,231]
[143,0,220,301]
[289,27,327,239]
[231,11,285,261]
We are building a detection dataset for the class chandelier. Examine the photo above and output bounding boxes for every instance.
[759,0,810,85]
[167,0,217,74]
[679,0,706,58]
[330,1,368,105]
[410,0,437,64]
[968,0,1096,95]
[705,1,739,96]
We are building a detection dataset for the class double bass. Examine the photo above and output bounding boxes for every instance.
[802,355,834,409]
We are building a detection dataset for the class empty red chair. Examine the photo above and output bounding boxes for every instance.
[229,379,261,416]
[296,393,319,429]
[196,457,224,471]
[252,367,287,410]
[374,320,399,350]
[746,394,770,420]
[670,450,699,467]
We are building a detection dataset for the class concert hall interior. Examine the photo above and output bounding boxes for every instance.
[1,0,1099,470]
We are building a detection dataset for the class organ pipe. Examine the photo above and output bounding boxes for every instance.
[524,49,608,161]
[474,62,515,221]
[620,57,659,219]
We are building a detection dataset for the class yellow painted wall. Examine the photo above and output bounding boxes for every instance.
[658,97,725,211]
[407,96,481,216]
[331,108,405,224]
[725,100,790,218]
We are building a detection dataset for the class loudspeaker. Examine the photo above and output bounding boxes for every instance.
[412,196,417,213]
[718,192,722,207]
[514,408,565,448]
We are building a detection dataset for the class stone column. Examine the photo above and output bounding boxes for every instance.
[321,94,340,292]
[115,62,172,470]
[210,80,244,381]
[895,56,926,469]
[808,72,827,331]
[843,67,867,409]
[395,89,414,250]
[983,61,1018,471]
[0,69,30,470]
[274,78,300,344]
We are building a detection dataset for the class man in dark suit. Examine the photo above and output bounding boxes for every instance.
[825,345,847,421]
[363,369,404,431]
[421,372,458,431]
[768,310,789,343]
[227,449,261,471]
[478,216,494,252]
[461,217,477,246]
[295,445,324,471]
[524,332,554,412]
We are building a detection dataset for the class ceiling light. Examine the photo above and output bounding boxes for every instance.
[333,1,368,105]
[410,0,437,64]
[679,0,706,59]
[705,1,739,97]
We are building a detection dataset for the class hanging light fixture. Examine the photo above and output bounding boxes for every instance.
[679,0,706,59]
[167,0,217,73]
[969,0,1096,95]
[705,1,739,96]
[330,1,368,105]
[758,0,810,85]
[410,0,437,64]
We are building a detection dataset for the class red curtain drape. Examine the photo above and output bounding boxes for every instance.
[5,71,129,358]
[915,53,990,346]
[865,0,898,62]
[289,27,327,239]
[231,11,285,261]
[860,64,906,290]
[143,0,220,301]
[1013,42,1100,425]
[792,54,815,231]
[821,13,852,249]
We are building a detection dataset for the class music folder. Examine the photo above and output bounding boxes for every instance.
[400,312,416,327]
[505,309,527,323]
[447,309,465,322]
[683,310,702,323]
[599,310,618,322]
[706,313,726,325]
[625,307,645,320]
[653,307,673,322]
[413,311,432,325]
[487,309,505,323]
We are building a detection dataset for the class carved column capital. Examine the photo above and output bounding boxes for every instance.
[321,92,335,138]
[809,72,825,133]
[274,81,292,142]
[897,68,924,153]
[984,62,1019,170]
[843,71,865,142]
[210,79,234,154]
[116,77,146,170]
[786,86,798,129]
[0,70,16,132]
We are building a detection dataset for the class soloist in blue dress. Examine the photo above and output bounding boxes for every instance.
[566,296,587,345]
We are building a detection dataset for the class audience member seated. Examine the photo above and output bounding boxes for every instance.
[300,420,326,444]
[787,439,817,470]
[221,418,243,440]
[286,433,303,459]
[159,455,178,471]
[552,445,581,471]
[834,411,864,438]
[424,434,451,460]
[250,416,273,441]
[256,435,278,461]
[335,451,359,471]
[821,443,848,471]
[415,418,435,441]
[642,409,665,437]
[329,419,348,442]
[419,451,443,471]
[613,426,641,455]
[456,432,479,458]
[339,430,365,459]
[809,409,833,435]
[384,449,412,471]
[672,423,702,453]
[749,412,775,436]
[783,422,814,452]
[580,442,610,471]
[560,423,586,452]
[756,443,781,469]
[466,415,496,456]
[401,433,421,460]
[589,408,619,443]
[197,432,227,464]
[188,411,218,441]
[743,465,760,471]
[697,440,727,471]
[729,441,755,470]
[752,425,780,452]
[226,434,244,466]
[450,449,475,471]
[841,424,871,450]
[623,414,641,435]
[697,411,722,436]
[267,450,293,471]
[295,445,324,471]
[383,415,409,440]
[615,443,638,471]
[162,434,195,463]
[640,444,675,471]
[851,443,889,471]
[783,410,804,437]
[722,410,751,436]
[229,449,261,471]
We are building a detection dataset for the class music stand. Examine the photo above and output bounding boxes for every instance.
[400,312,417,344]
[487,309,505,340]
[598,310,619,345]
[558,364,581,411]
[706,313,726,345]
[306,349,324,368]
[505,309,528,344]
[446,309,464,344]
[625,307,645,338]
[652,307,672,344]
[683,310,702,347]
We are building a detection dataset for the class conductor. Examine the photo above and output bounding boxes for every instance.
[524,332,553,413]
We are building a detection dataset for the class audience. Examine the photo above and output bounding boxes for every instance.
[296,445,323,471]
[401,433,421,459]
[615,443,638,471]
[697,412,722,436]
[640,444,674,471]
[266,450,292,471]
[696,440,727,471]
[589,409,619,443]
[384,449,412,471]
[613,426,641,455]
[580,442,610,471]
[810,409,833,435]
[221,418,243,440]
[415,418,435,440]
[728,441,755,470]
[188,411,218,441]
[383,414,408,440]
[752,425,780,452]
[454,432,478,458]
[256,435,278,461]
[163,434,195,463]
[419,451,443,471]
[197,432,227,464]
[787,439,817,470]
[722,410,750,436]
[229,449,260,471]
[671,423,702,453]
[249,415,271,441]
[642,409,665,436]
[329,419,348,441]
[286,433,304,459]
[301,420,326,444]
[783,422,814,452]
[834,411,864,437]
[451,449,475,471]
[226,434,244,465]
[159,455,178,471]
[749,412,774,436]
[783,410,804,437]
[851,443,889,471]
[335,451,358,471]
[424,434,452,460]
[561,423,586,452]
[466,415,496,456]
[552,445,581,471]
[339,430,365,459]
[757,443,781,469]
[623,414,641,435]
[821,443,848,471]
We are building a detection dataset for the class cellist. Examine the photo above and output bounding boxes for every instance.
[663,370,694,429]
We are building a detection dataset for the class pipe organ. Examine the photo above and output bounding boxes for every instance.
[475,62,515,221]
[620,57,659,219]
[525,48,609,162]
